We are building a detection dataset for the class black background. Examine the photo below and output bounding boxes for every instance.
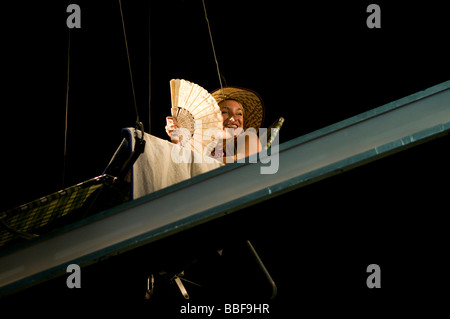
[1,0,449,317]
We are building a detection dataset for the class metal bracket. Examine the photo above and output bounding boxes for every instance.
[173,276,189,299]
[144,274,154,299]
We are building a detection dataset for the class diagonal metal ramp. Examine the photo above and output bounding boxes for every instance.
[1,81,449,295]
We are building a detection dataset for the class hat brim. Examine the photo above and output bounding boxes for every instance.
[211,86,264,130]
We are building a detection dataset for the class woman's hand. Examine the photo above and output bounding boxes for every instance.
[165,116,181,144]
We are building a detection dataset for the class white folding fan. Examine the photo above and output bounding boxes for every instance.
[170,79,223,154]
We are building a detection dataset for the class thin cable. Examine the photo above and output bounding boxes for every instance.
[119,0,140,124]
[148,2,152,134]
[202,0,226,100]
[63,29,71,188]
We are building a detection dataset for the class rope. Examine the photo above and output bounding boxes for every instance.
[119,0,140,125]
[201,0,226,101]
[148,2,152,134]
[63,29,71,188]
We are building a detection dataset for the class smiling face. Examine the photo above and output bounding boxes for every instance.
[219,99,244,138]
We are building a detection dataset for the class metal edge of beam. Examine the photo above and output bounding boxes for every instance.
[1,80,449,295]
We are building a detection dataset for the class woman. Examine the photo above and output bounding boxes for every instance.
[165,86,264,163]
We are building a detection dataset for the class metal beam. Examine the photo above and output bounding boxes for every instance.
[1,81,449,295]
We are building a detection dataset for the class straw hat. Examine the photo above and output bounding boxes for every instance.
[211,86,264,130]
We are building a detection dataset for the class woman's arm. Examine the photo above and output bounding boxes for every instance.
[235,129,262,161]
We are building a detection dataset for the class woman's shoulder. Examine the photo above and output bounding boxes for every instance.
[237,128,259,138]
[236,128,262,153]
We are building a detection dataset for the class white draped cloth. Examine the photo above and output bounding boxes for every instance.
[124,128,224,199]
